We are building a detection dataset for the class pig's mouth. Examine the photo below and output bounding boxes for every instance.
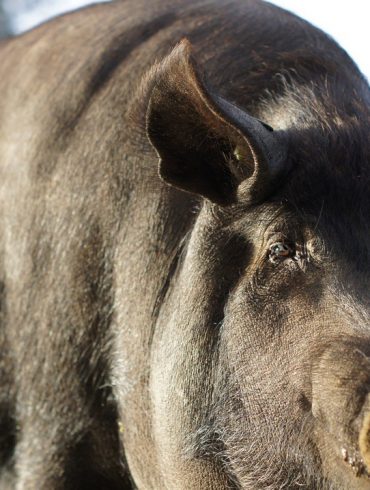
[355,410,370,478]
[311,343,370,486]
[340,446,370,479]
[334,407,370,480]
[314,419,370,486]
[312,405,370,487]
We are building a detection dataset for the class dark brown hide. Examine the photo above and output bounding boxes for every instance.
[0,0,369,489]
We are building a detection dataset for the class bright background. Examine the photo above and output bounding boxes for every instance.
[1,0,369,81]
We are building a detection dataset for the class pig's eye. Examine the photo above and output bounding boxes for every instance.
[268,242,295,263]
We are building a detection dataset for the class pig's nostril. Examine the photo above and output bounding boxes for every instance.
[359,411,370,471]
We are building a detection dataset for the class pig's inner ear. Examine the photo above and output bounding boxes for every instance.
[146,40,287,206]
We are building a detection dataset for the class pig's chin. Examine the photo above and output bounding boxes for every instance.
[220,413,370,489]
[222,398,370,489]
[216,409,324,489]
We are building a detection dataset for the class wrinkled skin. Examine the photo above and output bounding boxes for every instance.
[0,0,370,489]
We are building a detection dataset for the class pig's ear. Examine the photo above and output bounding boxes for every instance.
[146,39,287,206]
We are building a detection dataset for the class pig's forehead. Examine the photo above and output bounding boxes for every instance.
[281,156,370,222]
[234,193,370,248]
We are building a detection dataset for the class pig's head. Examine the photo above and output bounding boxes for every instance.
[142,40,370,489]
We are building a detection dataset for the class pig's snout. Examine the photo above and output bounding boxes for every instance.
[312,342,370,479]
[359,403,370,473]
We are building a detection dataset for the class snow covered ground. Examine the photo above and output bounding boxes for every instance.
[4,0,369,81]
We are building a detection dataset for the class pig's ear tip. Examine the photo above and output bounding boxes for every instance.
[173,38,193,59]
[161,38,195,74]
[178,38,192,50]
